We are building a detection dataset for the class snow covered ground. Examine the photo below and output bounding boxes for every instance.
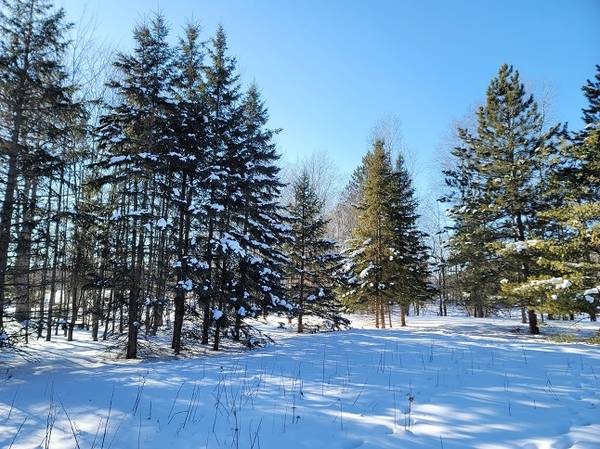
[1,315,599,449]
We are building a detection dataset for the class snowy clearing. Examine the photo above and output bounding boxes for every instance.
[1,315,599,449]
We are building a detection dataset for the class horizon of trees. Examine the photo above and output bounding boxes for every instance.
[0,0,598,358]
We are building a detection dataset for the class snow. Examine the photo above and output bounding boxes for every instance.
[209,203,224,212]
[138,152,158,161]
[516,277,573,292]
[177,279,193,291]
[217,233,246,256]
[1,315,599,449]
[505,240,540,253]
[359,262,374,279]
[109,155,131,165]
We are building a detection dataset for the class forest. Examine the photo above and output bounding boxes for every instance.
[0,0,598,358]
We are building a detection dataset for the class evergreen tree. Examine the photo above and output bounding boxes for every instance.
[443,141,501,317]
[342,140,395,327]
[388,154,433,325]
[169,21,207,353]
[504,66,600,322]
[343,140,431,326]
[226,84,291,342]
[286,169,347,332]
[96,14,175,358]
[196,25,245,350]
[0,0,78,333]
[444,64,562,327]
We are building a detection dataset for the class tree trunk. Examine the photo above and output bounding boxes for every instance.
[172,290,184,353]
[91,290,100,341]
[0,153,18,330]
[234,313,242,341]
[201,193,215,346]
[297,269,304,334]
[127,181,146,359]
[46,172,65,341]
[213,256,228,351]
[172,179,188,353]
[528,309,539,334]
[13,178,38,322]
[67,284,78,341]
[103,289,113,340]
[37,190,53,338]
[399,303,407,327]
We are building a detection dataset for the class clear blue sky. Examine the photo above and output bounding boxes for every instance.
[58,0,600,197]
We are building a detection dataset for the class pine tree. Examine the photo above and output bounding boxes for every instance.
[342,140,395,327]
[197,25,245,350]
[444,64,562,326]
[286,169,347,333]
[443,141,501,317]
[504,66,600,322]
[226,84,291,342]
[388,154,433,325]
[169,21,207,353]
[96,13,175,358]
[0,0,78,333]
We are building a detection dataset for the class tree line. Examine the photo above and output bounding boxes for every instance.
[1,0,596,353]
[0,0,431,357]
[0,0,355,357]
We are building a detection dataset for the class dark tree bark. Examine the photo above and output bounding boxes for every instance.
[528,309,539,334]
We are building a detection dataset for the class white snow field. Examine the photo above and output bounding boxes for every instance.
[1,315,599,449]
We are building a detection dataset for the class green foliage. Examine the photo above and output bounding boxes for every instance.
[444,64,563,317]
[506,66,600,318]
[342,140,431,324]
[286,169,348,330]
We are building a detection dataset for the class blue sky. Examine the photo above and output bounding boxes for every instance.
[58,0,600,197]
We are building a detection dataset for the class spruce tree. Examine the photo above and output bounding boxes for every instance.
[197,25,245,350]
[388,154,433,325]
[96,14,175,358]
[226,84,291,342]
[343,140,431,326]
[169,22,207,353]
[286,169,347,332]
